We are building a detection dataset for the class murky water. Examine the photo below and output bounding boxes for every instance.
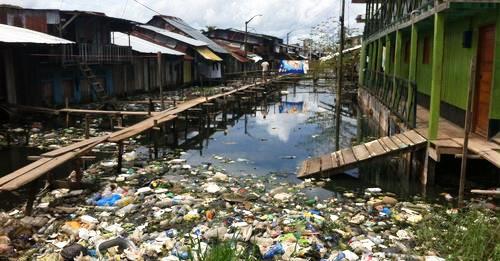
[1,80,495,210]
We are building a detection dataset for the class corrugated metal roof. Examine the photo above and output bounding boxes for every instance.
[112,32,184,55]
[0,24,73,44]
[159,16,228,54]
[139,25,207,47]
[194,46,223,62]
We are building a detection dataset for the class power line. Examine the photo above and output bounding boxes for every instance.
[132,0,161,15]
[121,0,130,18]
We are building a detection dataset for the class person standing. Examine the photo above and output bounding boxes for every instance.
[261,60,270,83]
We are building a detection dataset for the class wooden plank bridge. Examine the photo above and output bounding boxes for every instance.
[0,78,279,192]
[298,130,428,178]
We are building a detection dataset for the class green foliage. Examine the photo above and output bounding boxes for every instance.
[414,208,500,261]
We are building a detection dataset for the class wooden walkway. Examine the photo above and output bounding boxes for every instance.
[0,79,275,192]
[298,105,500,179]
[297,130,427,178]
[414,106,500,168]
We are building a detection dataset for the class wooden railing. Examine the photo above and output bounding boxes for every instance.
[363,69,417,128]
[62,43,132,65]
[364,0,435,39]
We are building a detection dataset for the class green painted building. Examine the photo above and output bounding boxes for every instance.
[356,0,500,139]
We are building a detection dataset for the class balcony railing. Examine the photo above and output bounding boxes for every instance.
[364,0,435,39]
[363,69,417,128]
[61,43,132,65]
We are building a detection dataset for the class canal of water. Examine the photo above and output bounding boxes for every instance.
[0,79,481,210]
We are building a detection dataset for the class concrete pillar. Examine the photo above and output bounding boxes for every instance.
[429,13,445,139]
[3,50,17,104]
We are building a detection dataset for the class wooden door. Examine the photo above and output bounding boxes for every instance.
[474,25,495,137]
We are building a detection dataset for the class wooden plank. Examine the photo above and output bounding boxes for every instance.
[377,138,392,152]
[340,149,357,165]
[308,157,321,174]
[320,154,335,171]
[352,144,371,161]
[335,151,345,166]
[380,137,399,151]
[330,153,338,168]
[389,135,407,148]
[297,162,308,178]
[452,137,500,154]
[0,158,52,187]
[365,140,387,157]
[402,130,427,144]
[395,133,414,146]
[41,136,109,158]
[59,108,153,116]
[480,150,500,168]
[0,138,102,191]
[428,147,440,162]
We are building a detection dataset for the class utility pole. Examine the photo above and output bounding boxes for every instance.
[335,0,346,151]
[244,14,262,75]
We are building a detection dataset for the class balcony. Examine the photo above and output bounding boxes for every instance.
[362,69,417,127]
[61,43,133,65]
[364,0,435,39]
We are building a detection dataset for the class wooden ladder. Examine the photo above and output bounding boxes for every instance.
[79,63,108,101]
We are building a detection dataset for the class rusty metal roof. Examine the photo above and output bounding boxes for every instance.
[0,24,73,44]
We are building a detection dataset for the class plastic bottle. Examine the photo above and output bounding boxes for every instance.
[116,204,137,217]
[116,196,134,207]
[263,243,285,259]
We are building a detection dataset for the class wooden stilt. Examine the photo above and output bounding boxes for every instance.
[84,114,90,139]
[173,119,179,146]
[109,116,114,131]
[117,141,124,174]
[25,181,37,216]
[153,120,159,159]
[459,57,477,207]
[65,97,70,128]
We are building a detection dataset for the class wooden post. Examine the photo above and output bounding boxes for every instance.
[172,119,179,147]
[117,141,124,174]
[359,44,367,85]
[117,114,123,128]
[335,0,346,151]
[458,57,477,207]
[408,24,418,122]
[428,13,445,139]
[65,97,70,128]
[394,30,403,78]
[153,120,159,159]
[73,158,83,183]
[376,37,384,73]
[25,181,37,216]
[84,114,90,139]
[384,34,391,76]
[109,116,114,131]
[157,52,165,110]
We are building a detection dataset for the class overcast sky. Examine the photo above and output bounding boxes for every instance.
[3,0,366,44]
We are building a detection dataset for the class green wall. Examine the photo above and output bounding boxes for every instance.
[441,12,497,112]
[399,34,410,78]
[416,30,433,96]
[491,9,500,119]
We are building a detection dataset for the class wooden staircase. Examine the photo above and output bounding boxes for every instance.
[79,63,108,101]
[297,130,428,178]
